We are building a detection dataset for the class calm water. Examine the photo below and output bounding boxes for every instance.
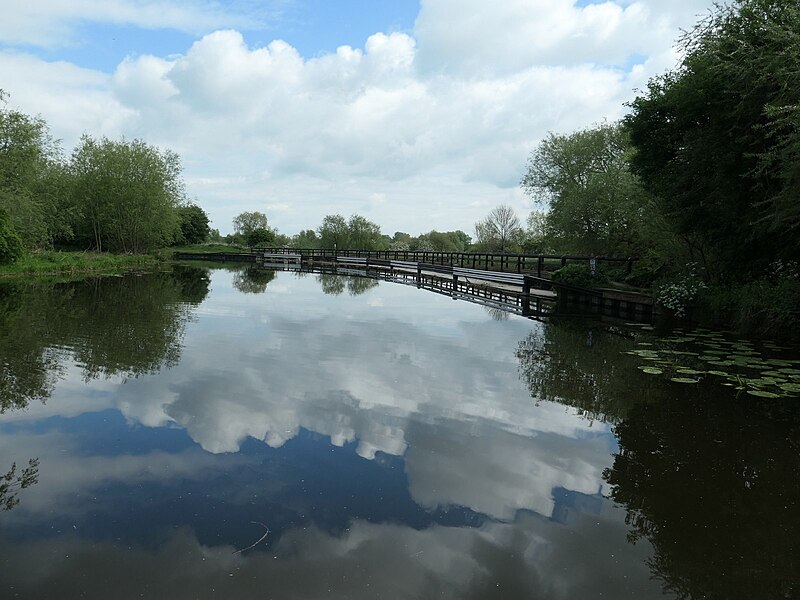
[0,265,798,599]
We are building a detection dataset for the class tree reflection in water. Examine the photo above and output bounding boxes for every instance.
[604,396,800,600]
[0,458,39,511]
[232,267,276,294]
[516,320,800,599]
[317,273,379,296]
[0,265,210,412]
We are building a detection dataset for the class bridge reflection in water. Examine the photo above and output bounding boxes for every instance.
[174,250,654,324]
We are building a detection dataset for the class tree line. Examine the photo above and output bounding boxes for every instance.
[219,211,476,252]
[519,0,800,333]
[0,90,210,263]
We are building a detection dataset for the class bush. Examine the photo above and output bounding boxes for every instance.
[550,263,608,289]
[697,278,800,338]
[655,266,707,318]
[0,209,24,264]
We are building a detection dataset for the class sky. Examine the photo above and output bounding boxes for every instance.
[0,0,717,236]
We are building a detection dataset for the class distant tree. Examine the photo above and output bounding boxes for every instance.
[347,214,384,250]
[232,211,270,238]
[245,227,275,248]
[318,214,349,249]
[208,228,222,243]
[474,205,523,252]
[176,203,210,245]
[393,231,411,243]
[415,230,471,252]
[522,210,552,254]
[70,136,183,253]
[291,229,319,249]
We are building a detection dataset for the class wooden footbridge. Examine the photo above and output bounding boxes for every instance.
[174,247,653,322]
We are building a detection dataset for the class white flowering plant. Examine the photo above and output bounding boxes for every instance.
[655,264,707,318]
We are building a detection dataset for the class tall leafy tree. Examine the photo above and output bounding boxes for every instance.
[232,211,270,238]
[318,214,349,249]
[0,94,70,248]
[0,209,23,264]
[625,0,800,276]
[291,229,319,249]
[177,203,210,245]
[521,122,651,257]
[70,136,183,253]
[347,214,384,250]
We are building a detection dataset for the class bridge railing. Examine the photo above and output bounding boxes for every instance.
[252,247,635,278]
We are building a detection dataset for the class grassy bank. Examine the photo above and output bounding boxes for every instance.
[0,251,165,278]
[0,245,247,279]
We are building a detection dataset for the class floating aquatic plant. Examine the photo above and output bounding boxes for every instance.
[624,328,800,398]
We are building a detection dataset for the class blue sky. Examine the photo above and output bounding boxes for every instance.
[20,1,421,73]
[0,0,716,235]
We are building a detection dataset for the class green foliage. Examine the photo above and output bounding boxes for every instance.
[696,277,800,337]
[413,230,471,252]
[245,227,275,248]
[655,266,707,318]
[70,136,183,253]
[625,0,800,277]
[0,209,23,264]
[550,264,608,289]
[318,214,349,249]
[521,122,652,257]
[177,203,210,245]
[0,101,70,248]
[347,214,385,250]
[290,229,319,249]
[0,250,161,276]
[232,211,270,237]
[317,213,385,250]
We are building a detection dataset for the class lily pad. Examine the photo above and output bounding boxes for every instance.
[766,360,793,367]
[778,368,800,375]
[670,377,700,384]
[707,370,731,377]
[677,369,705,375]
[746,390,782,398]
[779,383,800,393]
[761,370,786,377]
[639,367,664,375]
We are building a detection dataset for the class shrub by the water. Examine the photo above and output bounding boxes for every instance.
[697,278,800,338]
[0,209,24,265]
[550,264,608,289]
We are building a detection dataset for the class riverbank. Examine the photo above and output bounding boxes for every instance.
[0,251,165,278]
[0,245,244,279]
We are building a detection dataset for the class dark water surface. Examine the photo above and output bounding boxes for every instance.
[1,265,798,599]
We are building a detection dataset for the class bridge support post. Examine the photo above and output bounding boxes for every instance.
[522,276,531,316]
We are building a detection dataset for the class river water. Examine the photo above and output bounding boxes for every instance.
[0,264,797,599]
